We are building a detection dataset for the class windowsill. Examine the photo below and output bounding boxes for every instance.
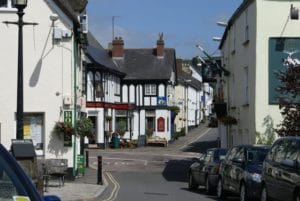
[243,40,249,46]
[0,7,17,12]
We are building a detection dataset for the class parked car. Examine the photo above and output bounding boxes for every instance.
[188,148,228,194]
[217,144,270,201]
[261,137,300,201]
[0,143,61,201]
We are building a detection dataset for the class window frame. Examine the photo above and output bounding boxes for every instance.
[0,0,16,11]
[145,84,157,96]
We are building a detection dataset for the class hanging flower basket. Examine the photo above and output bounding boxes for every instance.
[54,122,74,147]
[168,106,180,115]
[54,122,74,137]
[219,115,238,126]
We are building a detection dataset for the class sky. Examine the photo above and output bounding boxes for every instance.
[87,0,242,59]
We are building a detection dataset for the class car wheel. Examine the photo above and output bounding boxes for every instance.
[205,176,212,194]
[294,190,300,201]
[261,185,269,201]
[240,182,248,201]
[188,173,198,190]
[217,177,226,199]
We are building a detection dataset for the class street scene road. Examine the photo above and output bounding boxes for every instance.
[83,126,236,201]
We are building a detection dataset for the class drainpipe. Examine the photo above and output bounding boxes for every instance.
[72,34,78,177]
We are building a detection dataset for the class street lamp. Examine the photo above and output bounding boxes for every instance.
[13,0,28,140]
[3,0,37,139]
[183,79,191,135]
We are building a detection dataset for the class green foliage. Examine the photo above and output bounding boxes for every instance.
[173,128,186,140]
[219,115,237,126]
[76,117,93,138]
[256,115,276,145]
[274,64,300,136]
[168,106,180,114]
[54,122,74,137]
[116,120,126,137]
[145,128,154,137]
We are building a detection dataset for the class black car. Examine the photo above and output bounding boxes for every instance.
[261,137,300,201]
[217,144,270,201]
[0,143,61,201]
[188,148,228,194]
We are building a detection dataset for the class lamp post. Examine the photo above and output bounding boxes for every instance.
[182,79,191,135]
[15,0,27,140]
[3,0,37,139]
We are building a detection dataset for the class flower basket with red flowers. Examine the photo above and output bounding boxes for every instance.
[54,122,74,146]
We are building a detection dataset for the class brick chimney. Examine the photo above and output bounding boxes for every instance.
[156,33,164,58]
[176,58,183,75]
[112,37,124,58]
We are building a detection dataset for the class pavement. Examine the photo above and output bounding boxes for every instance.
[44,123,214,201]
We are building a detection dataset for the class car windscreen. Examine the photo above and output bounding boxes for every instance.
[247,148,269,163]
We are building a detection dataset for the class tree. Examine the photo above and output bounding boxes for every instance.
[275,62,300,136]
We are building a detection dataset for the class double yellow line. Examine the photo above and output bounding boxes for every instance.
[102,172,120,201]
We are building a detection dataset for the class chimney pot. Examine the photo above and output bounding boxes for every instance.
[156,33,164,57]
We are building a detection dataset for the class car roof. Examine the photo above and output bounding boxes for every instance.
[207,147,228,152]
[232,144,270,149]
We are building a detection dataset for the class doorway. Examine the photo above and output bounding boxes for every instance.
[88,116,97,144]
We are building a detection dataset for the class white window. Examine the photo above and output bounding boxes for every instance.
[145,84,156,96]
[114,77,120,95]
[95,72,103,100]
[87,71,94,101]
[244,9,249,43]
[230,73,236,107]
[0,0,15,11]
[244,67,249,105]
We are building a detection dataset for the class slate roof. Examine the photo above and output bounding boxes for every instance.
[114,48,176,81]
[177,72,202,90]
[85,33,125,76]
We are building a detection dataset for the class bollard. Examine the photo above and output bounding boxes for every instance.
[97,156,102,185]
[85,150,89,168]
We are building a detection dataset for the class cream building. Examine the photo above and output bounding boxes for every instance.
[219,0,300,147]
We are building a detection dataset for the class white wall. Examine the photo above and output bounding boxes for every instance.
[0,1,79,165]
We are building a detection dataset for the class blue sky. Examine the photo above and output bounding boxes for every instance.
[87,0,242,59]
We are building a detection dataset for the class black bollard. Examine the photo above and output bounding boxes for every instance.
[97,156,102,185]
[85,150,89,168]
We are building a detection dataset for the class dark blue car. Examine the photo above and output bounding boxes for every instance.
[0,143,60,201]
[217,144,270,201]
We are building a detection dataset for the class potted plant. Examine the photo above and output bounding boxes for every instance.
[116,120,126,138]
[145,128,154,138]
